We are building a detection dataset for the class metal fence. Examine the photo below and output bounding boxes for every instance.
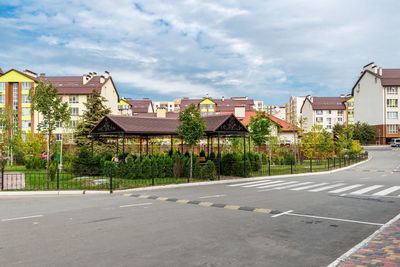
[0,154,368,192]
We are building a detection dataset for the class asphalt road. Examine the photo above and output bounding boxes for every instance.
[0,147,399,267]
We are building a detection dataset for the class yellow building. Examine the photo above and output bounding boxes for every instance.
[346,97,354,125]
[199,98,216,116]
[118,99,132,116]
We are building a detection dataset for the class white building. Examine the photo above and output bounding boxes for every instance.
[152,101,175,112]
[285,96,306,125]
[351,62,400,144]
[300,96,349,132]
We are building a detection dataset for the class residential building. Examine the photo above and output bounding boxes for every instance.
[300,95,349,132]
[346,97,354,126]
[125,98,154,116]
[153,101,175,112]
[0,69,120,142]
[351,62,400,144]
[285,96,306,125]
[254,100,264,111]
[264,105,286,120]
[118,98,132,116]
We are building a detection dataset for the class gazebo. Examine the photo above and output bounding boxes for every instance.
[90,113,250,176]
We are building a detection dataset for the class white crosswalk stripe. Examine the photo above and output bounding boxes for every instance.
[257,181,298,189]
[309,183,346,192]
[328,184,364,194]
[350,185,384,195]
[243,180,284,188]
[273,182,313,190]
[291,183,329,191]
[372,186,400,196]
[228,179,271,187]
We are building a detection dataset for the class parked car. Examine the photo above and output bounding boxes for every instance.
[390,138,400,147]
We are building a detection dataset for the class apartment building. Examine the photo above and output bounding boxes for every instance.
[152,101,175,112]
[285,96,306,125]
[351,62,400,144]
[0,69,120,142]
[346,97,354,126]
[264,105,286,120]
[300,96,349,132]
[124,98,154,116]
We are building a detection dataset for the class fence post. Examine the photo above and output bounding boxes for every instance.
[187,164,190,183]
[261,159,263,176]
[291,160,293,174]
[56,168,60,190]
[110,167,113,194]
[339,156,341,168]
[268,158,271,176]
[152,163,155,186]
[310,159,312,172]
[334,157,336,168]
[1,167,4,191]
[327,159,330,170]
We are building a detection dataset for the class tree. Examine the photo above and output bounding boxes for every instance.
[74,89,111,151]
[177,104,206,178]
[30,80,71,183]
[301,125,334,159]
[0,106,22,166]
[248,112,272,167]
[351,122,376,144]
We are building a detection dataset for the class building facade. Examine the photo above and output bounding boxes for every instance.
[352,62,400,144]
[285,96,306,125]
[300,96,348,132]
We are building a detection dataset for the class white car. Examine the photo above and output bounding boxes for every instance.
[390,138,400,147]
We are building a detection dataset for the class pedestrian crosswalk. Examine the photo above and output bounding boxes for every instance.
[228,179,400,197]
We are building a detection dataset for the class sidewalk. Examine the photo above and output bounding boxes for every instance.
[336,215,400,267]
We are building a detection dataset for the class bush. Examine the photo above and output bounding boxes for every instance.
[199,150,206,157]
[200,160,216,180]
[25,155,46,170]
[72,148,102,175]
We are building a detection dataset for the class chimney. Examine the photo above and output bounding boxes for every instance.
[378,67,383,76]
[100,75,105,83]
[40,73,46,77]
[104,71,110,79]
[222,96,225,101]
[206,93,209,98]
[92,72,97,76]
[156,107,167,118]
[340,94,345,98]
[372,65,378,74]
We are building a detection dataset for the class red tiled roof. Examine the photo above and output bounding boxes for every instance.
[43,75,108,95]
[180,98,255,112]
[381,69,400,86]
[241,111,299,132]
[311,97,349,110]
[125,99,153,113]
[134,112,179,119]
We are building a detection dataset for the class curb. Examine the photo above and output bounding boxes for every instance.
[0,157,370,196]
[327,212,400,267]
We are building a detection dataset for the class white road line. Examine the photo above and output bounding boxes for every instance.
[199,194,226,199]
[373,186,400,196]
[350,185,384,195]
[119,203,152,208]
[273,182,313,190]
[329,184,364,194]
[309,183,346,192]
[271,210,294,218]
[290,183,329,191]
[228,179,271,187]
[1,215,43,222]
[243,180,285,188]
[287,213,383,226]
[257,181,298,189]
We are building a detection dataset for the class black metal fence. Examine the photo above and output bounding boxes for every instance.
[0,154,368,192]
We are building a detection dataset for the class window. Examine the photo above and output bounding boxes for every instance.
[208,104,215,110]
[387,112,398,120]
[70,120,77,128]
[348,102,354,107]
[22,94,31,103]
[387,124,399,134]
[56,134,63,141]
[316,117,323,123]
[86,95,92,102]
[22,120,31,130]
[326,125,332,130]
[0,82,5,92]
[327,118,332,124]
[338,110,343,116]
[387,87,398,95]
[348,109,354,115]
[69,95,79,104]
[316,110,323,115]
[201,112,207,116]
[57,121,63,128]
[22,107,30,117]
[22,82,31,91]
[201,104,207,109]
[71,108,79,116]
[338,118,343,122]
[375,77,378,84]
[0,94,4,104]
[13,83,18,111]
[387,99,398,108]
[326,110,331,114]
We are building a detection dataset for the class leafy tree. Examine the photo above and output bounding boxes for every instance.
[248,112,272,167]
[301,125,334,159]
[0,106,22,166]
[336,126,353,155]
[351,122,377,144]
[30,80,71,183]
[74,89,111,151]
[177,104,206,178]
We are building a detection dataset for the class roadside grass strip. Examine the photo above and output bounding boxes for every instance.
[126,193,281,215]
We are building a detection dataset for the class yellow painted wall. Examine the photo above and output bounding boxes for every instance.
[0,70,34,82]
[200,98,216,105]
[118,99,130,106]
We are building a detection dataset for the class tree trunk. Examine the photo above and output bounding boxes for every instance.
[190,145,193,179]
[47,134,50,188]
[259,146,263,174]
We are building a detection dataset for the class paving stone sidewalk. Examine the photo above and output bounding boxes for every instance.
[339,218,400,267]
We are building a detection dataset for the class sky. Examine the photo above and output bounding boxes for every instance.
[1,0,400,105]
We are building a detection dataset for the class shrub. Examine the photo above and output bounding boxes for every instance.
[24,155,46,170]
[72,148,102,175]
[199,150,206,157]
[173,157,184,178]
[200,160,216,180]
